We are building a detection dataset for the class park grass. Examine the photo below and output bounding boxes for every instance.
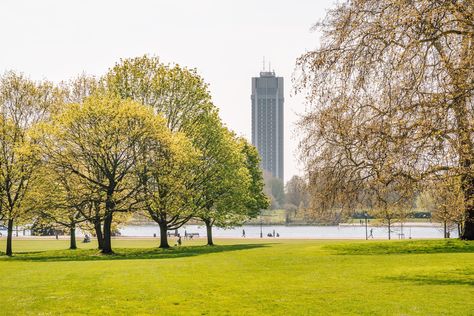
[0,238,473,315]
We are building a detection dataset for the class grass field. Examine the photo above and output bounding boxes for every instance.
[0,238,473,315]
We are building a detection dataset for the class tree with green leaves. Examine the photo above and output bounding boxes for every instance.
[38,94,173,254]
[0,72,57,256]
[137,131,198,248]
[104,56,216,245]
[239,138,270,218]
[25,166,88,249]
[104,55,213,134]
[190,116,251,246]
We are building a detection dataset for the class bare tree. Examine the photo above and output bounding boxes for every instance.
[297,0,474,239]
[419,176,465,237]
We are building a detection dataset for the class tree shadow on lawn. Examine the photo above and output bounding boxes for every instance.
[326,239,474,255]
[0,243,269,262]
[385,269,474,287]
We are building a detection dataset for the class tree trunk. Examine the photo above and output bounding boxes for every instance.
[70,224,77,250]
[443,221,447,239]
[387,219,391,240]
[94,220,104,250]
[461,203,474,240]
[459,153,474,239]
[205,220,214,246]
[101,213,113,254]
[460,179,474,240]
[6,219,14,256]
[158,221,170,248]
[453,98,474,240]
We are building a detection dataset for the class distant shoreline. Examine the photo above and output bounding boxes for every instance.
[126,222,443,228]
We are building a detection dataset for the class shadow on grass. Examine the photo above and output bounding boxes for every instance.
[326,239,474,255]
[385,269,474,287]
[0,243,268,262]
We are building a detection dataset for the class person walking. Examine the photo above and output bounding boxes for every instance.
[242,229,246,238]
[368,228,374,239]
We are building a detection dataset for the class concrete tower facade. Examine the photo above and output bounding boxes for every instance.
[251,70,284,181]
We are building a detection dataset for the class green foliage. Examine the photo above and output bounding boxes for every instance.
[37,94,174,252]
[138,129,199,231]
[0,56,270,253]
[240,139,270,216]
[104,56,267,237]
[0,72,58,254]
[191,113,252,228]
[104,55,214,133]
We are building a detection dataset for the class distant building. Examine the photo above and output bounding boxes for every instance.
[251,69,284,182]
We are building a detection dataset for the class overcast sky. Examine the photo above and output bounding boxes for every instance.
[0,0,336,182]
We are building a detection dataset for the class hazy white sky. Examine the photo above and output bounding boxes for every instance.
[0,0,335,182]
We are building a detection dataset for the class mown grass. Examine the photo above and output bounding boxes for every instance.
[0,238,473,315]
[327,238,474,255]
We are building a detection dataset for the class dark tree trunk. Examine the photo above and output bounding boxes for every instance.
[101,213,113,254]
[158,221,169,248]
[461,214,474,240]
[205,220,214,246]
[452,88,474,240]
[387,219,391,240]
[94,220,104,250]
[443,221,447,239]
[461,208,474,240]
[6,219,14,256]
[70,224,77,249]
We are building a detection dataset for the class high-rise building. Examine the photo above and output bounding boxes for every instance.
[251,69,284,182]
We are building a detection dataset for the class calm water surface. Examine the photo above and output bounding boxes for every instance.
[120,224,457,239]
[0,223,458,239]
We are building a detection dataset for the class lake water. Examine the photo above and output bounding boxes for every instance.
[0,223,458,239]
[120,223,457,239]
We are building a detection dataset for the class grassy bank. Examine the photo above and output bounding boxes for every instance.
[0,238,473,315]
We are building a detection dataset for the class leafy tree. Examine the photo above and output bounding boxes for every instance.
[0,72,56,256]
[26,167,87,249]
[191,116,251,246]
[104,55,213,133]
[297,1,474,239]
[59,74,100,104]
[104,56,217,246]
[38,94,173,254]
[239,139,270,217]
[137,131,198,248]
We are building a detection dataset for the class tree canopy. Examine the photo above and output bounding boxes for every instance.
[297,0,474,239]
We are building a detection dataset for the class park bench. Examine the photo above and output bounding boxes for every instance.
[185,233,199,239]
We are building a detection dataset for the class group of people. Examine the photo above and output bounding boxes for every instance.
[242,229,280,238]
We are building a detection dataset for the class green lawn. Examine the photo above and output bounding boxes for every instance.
[0,238,473,315]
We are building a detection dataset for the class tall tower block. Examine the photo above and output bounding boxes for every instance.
[251,69,284,181]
